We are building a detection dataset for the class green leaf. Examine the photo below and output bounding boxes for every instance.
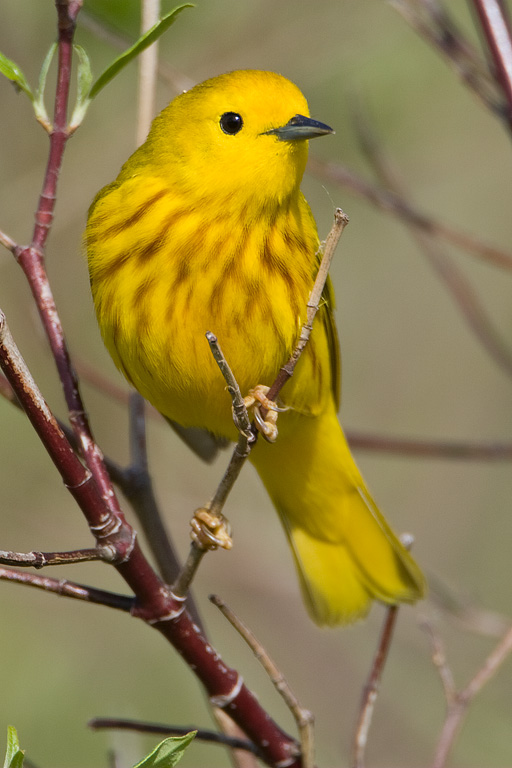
[132,732,196,768]
[69,44,94,129]
[3,726,24,768]
[88,4,194,101]
[0,51,33,100]
[33,43,57,126]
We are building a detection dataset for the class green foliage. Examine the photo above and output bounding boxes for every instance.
[132,732,196,768]
[0,51,33,100]
[3,727,24,768]
[70,3,193,128]
[33,43,57,127]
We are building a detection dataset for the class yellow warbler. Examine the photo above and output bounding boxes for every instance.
[86,70,425,625]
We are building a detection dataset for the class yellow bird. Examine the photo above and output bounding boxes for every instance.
[86,70,425,625]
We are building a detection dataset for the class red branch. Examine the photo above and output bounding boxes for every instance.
[0,3,303,762]
[472,0,512,126]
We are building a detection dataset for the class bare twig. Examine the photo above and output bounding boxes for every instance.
[0,227,17,254]
[267,208,349,403]
[351,606,399,768]
[419,618,456,705]
[429,577,512,638]
[347,431,512,461]
[390,0,507,120]
[11,0,125,528]
[432,624,512,768]
[79,10,194,93]
[210,595,310,768]
[471,0,512,125]
[89,718,262,758]
[0,566,134,612]
[0,547,112,568]
[137,0,160,145]
[174,210,347,601]
[353,103,512,381]
[308,157,512,271]
[0,308,301,768]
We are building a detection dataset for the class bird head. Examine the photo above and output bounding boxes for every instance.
[145,70,333,211]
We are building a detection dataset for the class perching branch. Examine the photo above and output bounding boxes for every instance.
[267,208,349,403]
[172,210,349,600]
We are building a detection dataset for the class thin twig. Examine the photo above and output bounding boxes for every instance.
[432,624,512,768]
[471,0,512,126]
[419,618,456,705]
[0,547,112,568]
[137,0,160,145]
[429,577,512,638]
[0,566,134,612]
[351,606,399,768]
[347,431,512,460]
[88,718,263,758]
[308,157,512,271]
[12,0,125,527]
[174,212,348,600]
[390,0,507,120]
[267,208,349,403]
[210,595,311,768]
[354,102,512,381]
[0,228,17,254]
[79,10,194,93]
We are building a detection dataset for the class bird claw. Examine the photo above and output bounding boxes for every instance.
[190,507,233,551]
[243,384,285,443]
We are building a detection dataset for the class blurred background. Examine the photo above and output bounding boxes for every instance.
[1,1,512,766]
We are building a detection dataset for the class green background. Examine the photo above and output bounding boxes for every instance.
[1,1,512,766]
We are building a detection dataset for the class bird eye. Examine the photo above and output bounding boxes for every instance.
[220,112,243,135]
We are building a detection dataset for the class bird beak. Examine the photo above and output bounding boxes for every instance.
[263,114,334,141]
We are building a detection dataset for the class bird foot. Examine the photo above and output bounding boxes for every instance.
[190,507,233,551]
[243,384,285,443]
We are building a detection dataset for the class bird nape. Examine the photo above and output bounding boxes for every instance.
[86,69,425,626]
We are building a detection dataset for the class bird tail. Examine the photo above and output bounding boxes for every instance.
[250,404,425,626]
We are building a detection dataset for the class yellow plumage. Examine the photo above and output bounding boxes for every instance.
[86,70,425,625]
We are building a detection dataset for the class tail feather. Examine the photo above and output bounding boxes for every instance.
[250,404,425,626]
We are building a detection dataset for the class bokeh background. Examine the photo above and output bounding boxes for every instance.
[1,1,512,766]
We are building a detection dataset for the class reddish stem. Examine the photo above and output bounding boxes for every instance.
[472,0,512,125]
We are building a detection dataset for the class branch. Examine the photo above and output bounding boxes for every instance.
[0,548,110,568]
[10,0,124,526]
[390,0,508,122]
[351,606,399,768]
[347,431,512,461]
[210,595,313,768]
[308,157,512,271]
[353,103,512,381]
[172,209,348,599]
[172,334,250,598]
[471,0,512,126]
[0,566,134,612]
[266,208,349,403]
[432,624,512,768]
[0,307,302,766]
[89,718,262,758]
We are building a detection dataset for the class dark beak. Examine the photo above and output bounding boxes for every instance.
[263,114,334,141]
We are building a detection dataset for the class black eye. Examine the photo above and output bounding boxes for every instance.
[220,112,243,135]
